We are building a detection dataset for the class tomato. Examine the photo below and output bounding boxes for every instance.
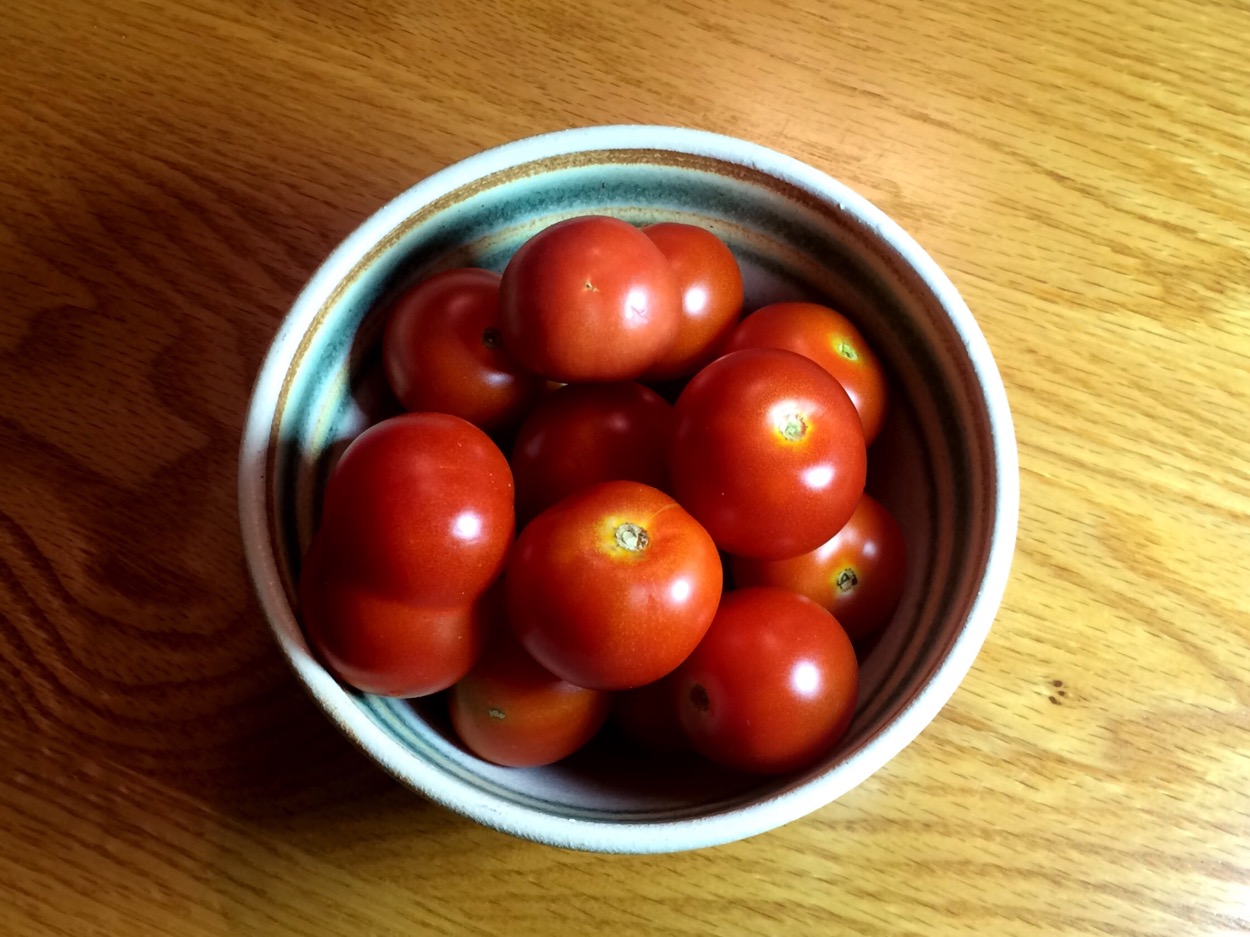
[299,414,514,697]
[612,674,690,755]
[382,268,545,431]
[506,480,722,691]
[498,216,681,382]
[668,348,867,561]
[299,544,495,697]
[316,413,514,606]
[510,381,673,522]
[450,625,610,767]
[731,493,907,642]
[675,587,859,774]
[641,223,744,381]
[724,302,889,444]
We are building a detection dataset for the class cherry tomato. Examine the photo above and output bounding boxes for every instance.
[612,674,690,755]
[450,625,610,767]
[641,223,744,381]
[725,302,889,444]
[506,480,722,691]
[382,268,545,431]
[675,587,859,774]
[299,543,495,697]
[731,493,907,642]
[316,413,514,606]
[499,216,681,382]
[510,381,673,522]
[668,348,867,561]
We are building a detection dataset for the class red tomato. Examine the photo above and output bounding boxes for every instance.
[317,413,514,606]
[450,626,610,767]
[641,223,744,381]
[506,480,722,691]
[725,302,889,444]
[612,674,690,755]
[499,216,681,382]
[299,543,496,697]
[668,348,867,561]
[675,587,859,774]
[731,493,907,642]
[510,381,673,522]
[382,268,545,431]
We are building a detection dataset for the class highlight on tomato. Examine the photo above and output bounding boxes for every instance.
[674,587,859,775]
[725,301,890,444]
[382,267,545,431]
[299,413,514,697]
[499,215,681,382]
[668,348,867,561]
[505,480,722,691]
[732,492,907,642]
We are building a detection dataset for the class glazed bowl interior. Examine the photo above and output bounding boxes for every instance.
[239,126,1017,853]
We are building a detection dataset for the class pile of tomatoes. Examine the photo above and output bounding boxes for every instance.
[299,215,906,776]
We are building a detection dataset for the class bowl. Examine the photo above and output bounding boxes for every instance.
[238,125,1019,853]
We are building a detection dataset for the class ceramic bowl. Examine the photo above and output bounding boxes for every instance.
[238,125,1019,853]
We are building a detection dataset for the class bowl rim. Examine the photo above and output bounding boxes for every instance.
[238,124,1020,853]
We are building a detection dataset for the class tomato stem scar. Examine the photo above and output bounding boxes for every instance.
[481,327,502,349]
[488,708,507,720]
[690,685,710,712]
[835,568,858,592]
[836,340,859,361]
[779,412,807,441]
[614,523,649,552]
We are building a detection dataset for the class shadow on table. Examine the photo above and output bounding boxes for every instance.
[0,109,507,853]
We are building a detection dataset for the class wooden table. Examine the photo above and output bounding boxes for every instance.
[3,0,1248,933]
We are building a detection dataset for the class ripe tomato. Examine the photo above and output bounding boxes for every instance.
[724,302,889,444]
[641,223,744,381]
[510,381,673,522]
[506,480,722,691]
[317,413,514,606]
[382,268,545,431]
[299,552,495,698]
[668,348,867,561]
[731,493,907,642]
[382,267,545,432]
[498,216,681,382]
[450,625,610,767]
[675,587,859,774]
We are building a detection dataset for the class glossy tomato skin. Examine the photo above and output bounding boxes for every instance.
[668,348,867,561]
[675,587,859,774]
[450,625,610,767]
[510,381,673,523]
[498,216,681,382]
[731,493,907,642]
[299,541,495,697]
[641,223,744,381]
[382,268,545,431]
[725,302,889,444]
[506,480,722,691]
[318,413,514,606]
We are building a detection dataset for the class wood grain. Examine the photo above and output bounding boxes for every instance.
[2,0,1248,934]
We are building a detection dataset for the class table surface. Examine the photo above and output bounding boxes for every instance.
[3,0,1248,934]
